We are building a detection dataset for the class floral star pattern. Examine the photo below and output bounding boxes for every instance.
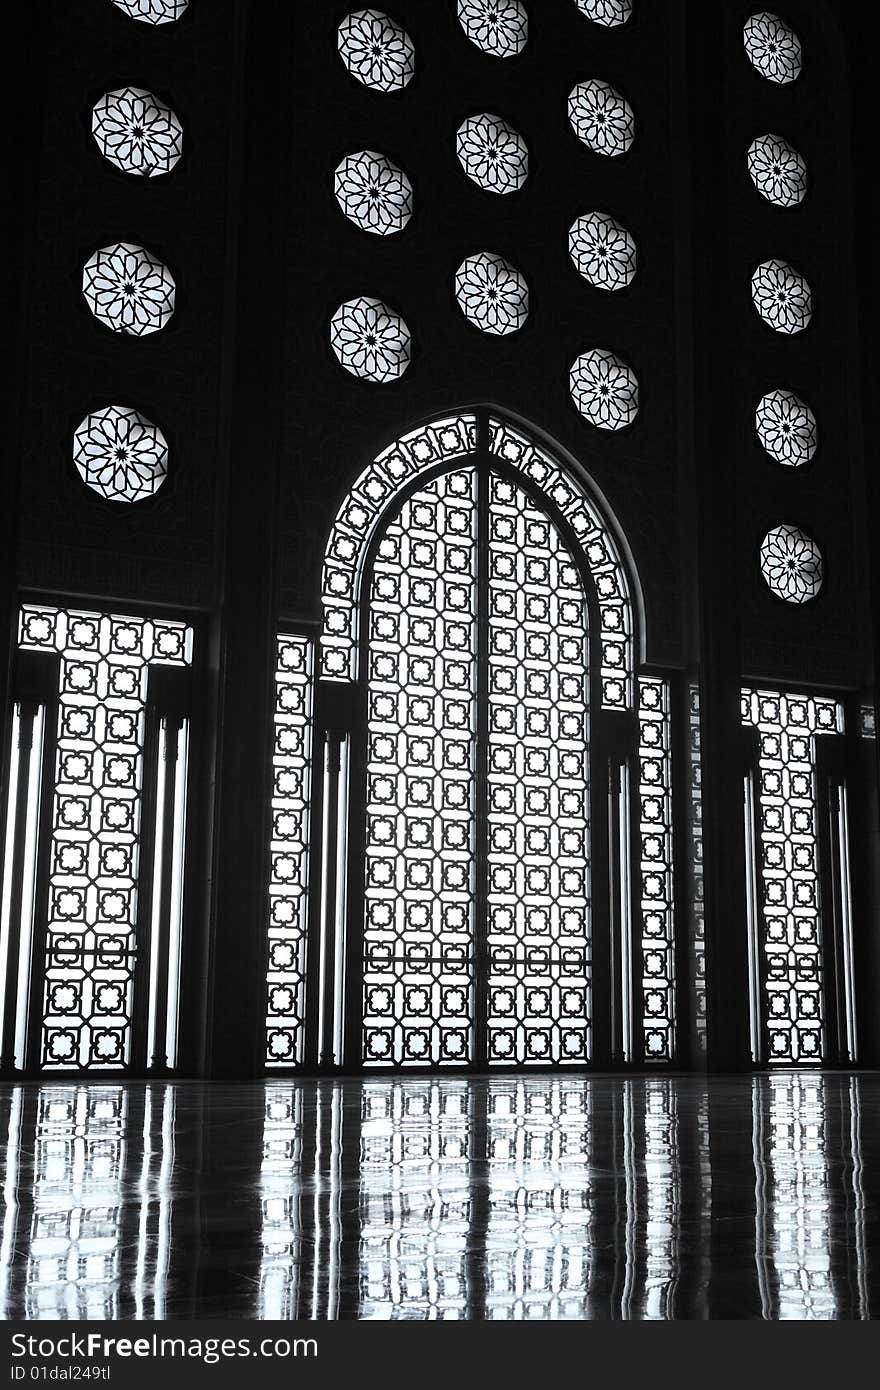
[568,79,635,157]
[570,348,639,430]
[743,13,802,84]
[755,390,817,467]
[747,133,807,208]
[569,211,637,291]
[457,1,528,57]
[82,243,176,336]
[575,0,633,26]
[73,406,168,503]
[760,525,823,603]
[454,251,529,335]
[751,260,812,334]
[337,10,415,92]
[91,88,183,178]
[110,0,188,23]
[334,150,413,235]
[330,297,411,382]
[456,112,529,193]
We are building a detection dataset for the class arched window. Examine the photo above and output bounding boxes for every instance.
[265,411,677,1071]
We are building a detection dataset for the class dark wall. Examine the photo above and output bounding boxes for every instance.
[12,0,239,611]
[8,0,871,692]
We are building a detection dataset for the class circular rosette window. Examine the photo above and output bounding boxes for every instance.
[570,348,639,430]
[568,79,634,157]
[747,134,807,208]
[110,0,188,22]
[334,150,413,235]
[457,0,528,57]
[330,297,412,382]
[569,211,637,291]
[755,390,817,467]
[454,251,529,335]
[91,88,183,177]
[73,405,168,503]
[82,243,176,336]
[743,12,802,84]
[760,524,823,603]
[455,113,529,194]
[574,0,633,26]
[337,10,415,92]
[751,260,812,335]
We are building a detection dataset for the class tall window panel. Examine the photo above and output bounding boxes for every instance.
[363,471,477,1068]
[266,636,314,1068]
[7,606,192,1072]
[741,688,843,1064]
[487,476,592,1066]
[638,678,675,1061]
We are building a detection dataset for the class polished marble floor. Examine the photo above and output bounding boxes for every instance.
[0,1073,877,1320]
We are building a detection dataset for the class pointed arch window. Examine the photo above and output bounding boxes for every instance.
[266,412,676,1070]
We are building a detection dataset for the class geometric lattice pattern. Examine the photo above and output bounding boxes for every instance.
[575,0,633,26]
[330,297,411,383]
[322,414,478,682]
[359,1082,470,1317]
[638,678,675,1063]
[568,80,635,157]
[337,10,415,92]
[265,637,314,1068]
[334,150,413,236]
[570,348,640,432]
[486,477,592,1066]
[743,12,803,85]
[18,605,192,1071]
[454,251,529,335]
[23,1089,127,1318]
[91,88,183,178]
[358,458,632,1068]
[457,1,528,57]
[321,414,634,711]
[455,113,529,194]
[72,405,168,504]
[747,134,807,208]
[759,524,823,604]
[487,417,634,710]
[82,243,176,337]
[755,390,817,469]
[110,0,188,23]
[741,689,843,1063]
[688,684,707,1055]
[363,471,477,1067]
[751,260,812,335]
[569,211,637,292]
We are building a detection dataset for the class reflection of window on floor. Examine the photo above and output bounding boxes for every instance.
[0,1084,176,1320]
[754,1075,836,1319]
[485,1080,594,1319]
[359,1082,470,1319]
[1,606,193,1072]
[27,1088,127,1319]
[260,1086,304,1318]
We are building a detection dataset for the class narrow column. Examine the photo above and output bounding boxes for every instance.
[206,0,292,1077]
